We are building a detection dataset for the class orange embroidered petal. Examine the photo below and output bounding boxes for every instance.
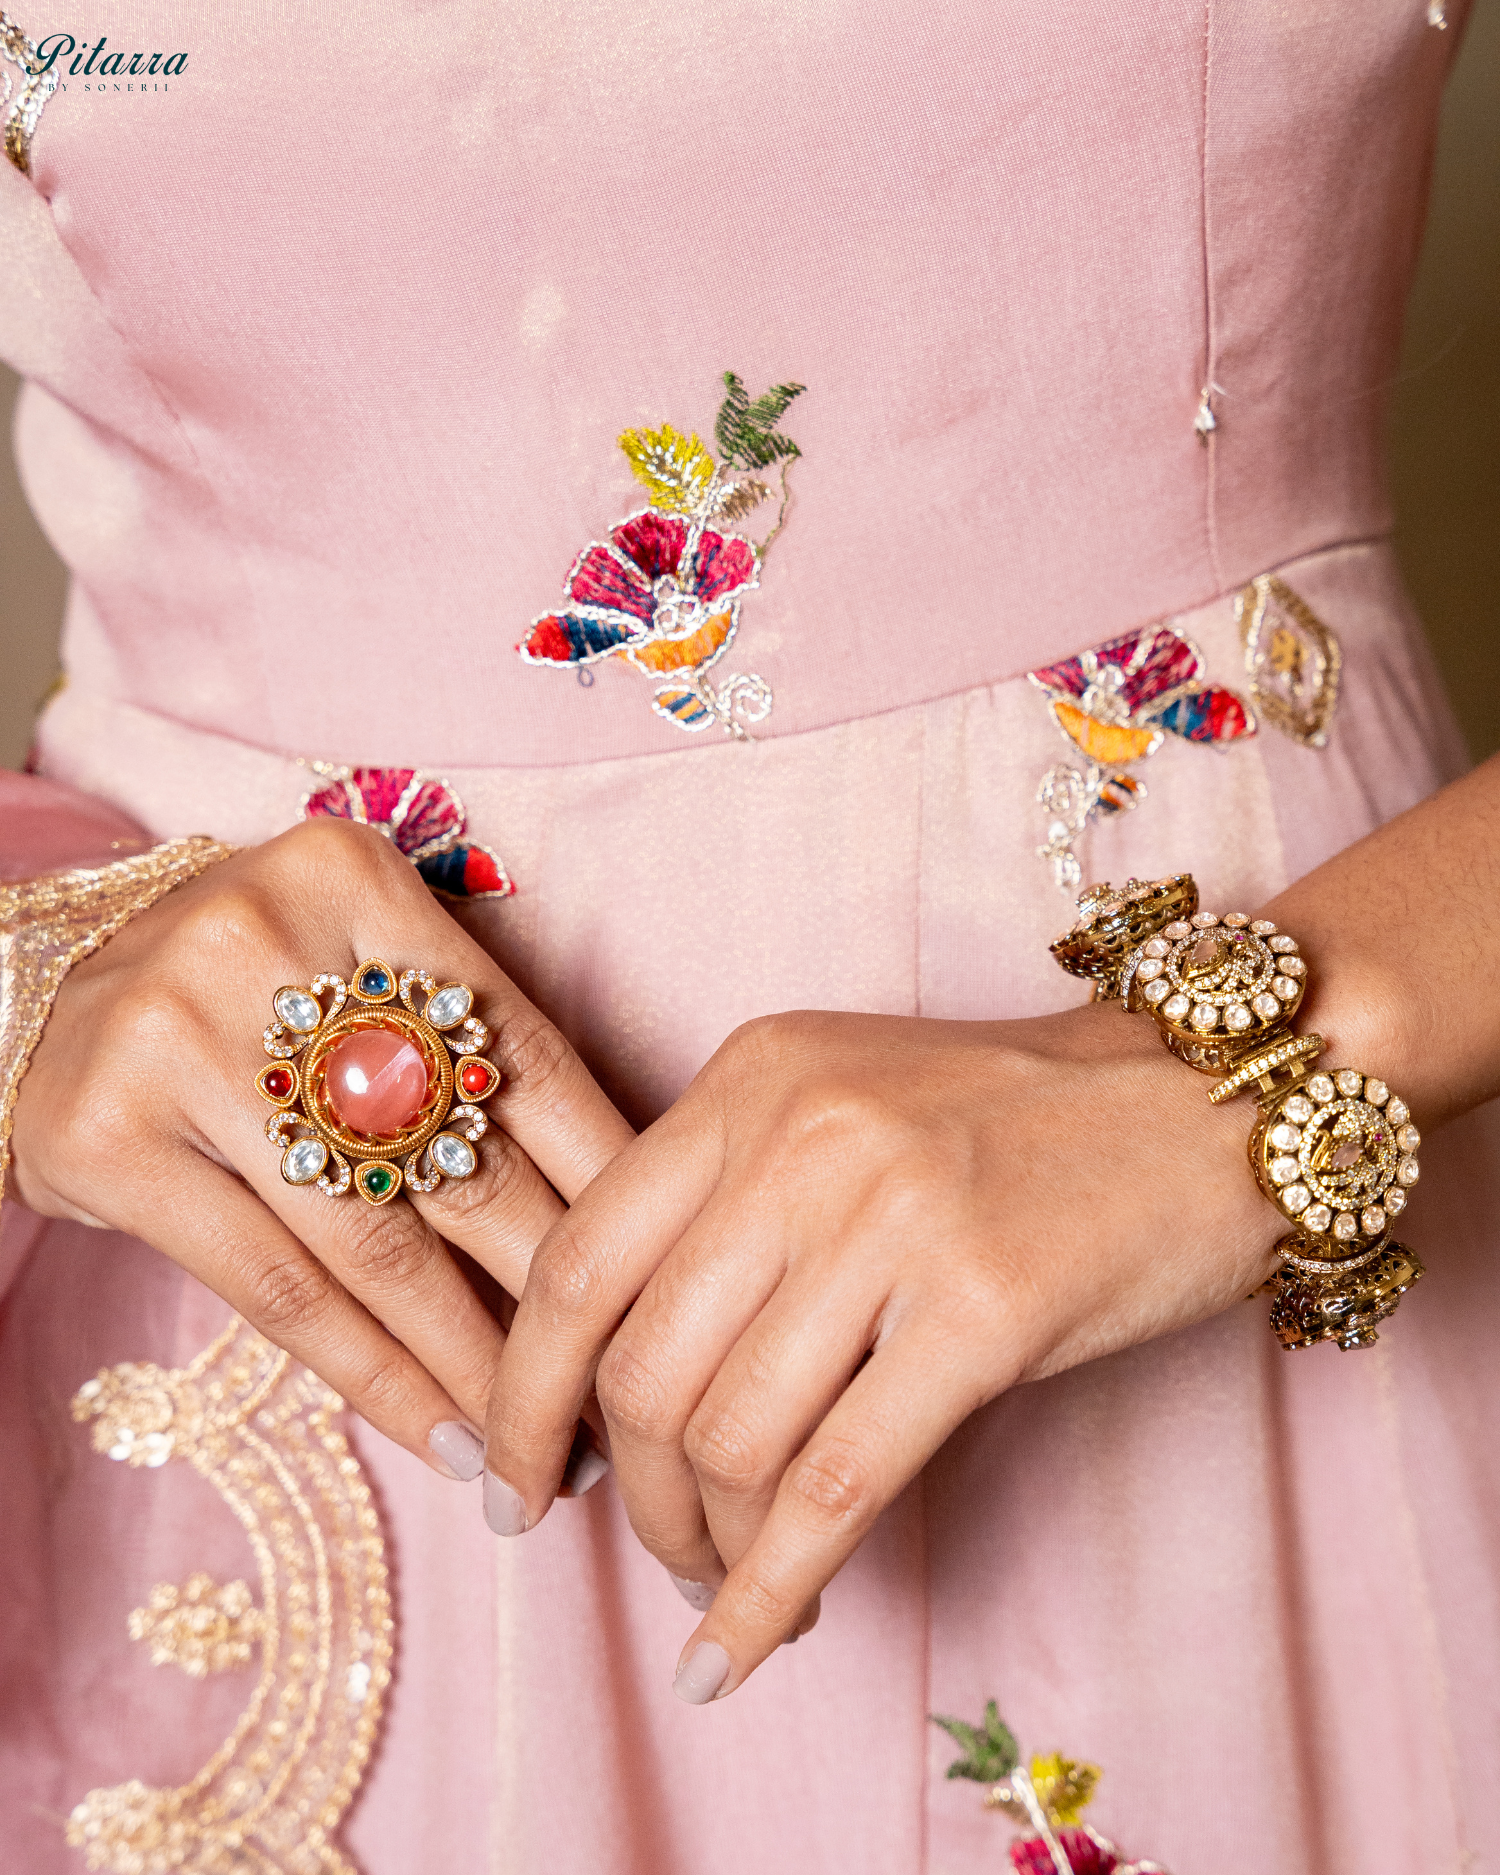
[1051,700,1161,765]
[623,610,734,674]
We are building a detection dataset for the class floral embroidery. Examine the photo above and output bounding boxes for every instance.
[520,371,805,738]
[300,764,514,901]
[1028,623,1255,892]
[67,1319,392,1875]
[1237,574,1341,749]
[931,1702,1169,1874]
[129,1573,265,1678]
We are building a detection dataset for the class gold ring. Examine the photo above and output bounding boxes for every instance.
[255,959,502,1205]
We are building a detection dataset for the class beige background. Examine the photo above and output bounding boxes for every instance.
[2,8,1497,772]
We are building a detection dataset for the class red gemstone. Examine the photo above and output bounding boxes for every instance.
[264,1067,294,1099]
[460,1060,495,1097]
[325,1029,429,1136]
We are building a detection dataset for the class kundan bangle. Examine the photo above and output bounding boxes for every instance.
[0,835,238,1205]
[1051,875,1424,1352]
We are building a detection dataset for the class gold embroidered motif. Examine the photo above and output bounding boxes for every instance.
[0,836,235,1207]
[67,1319,393,1875]
[129,1575,266,1679]
[1,11,55,175]
[1237,574,1342,749]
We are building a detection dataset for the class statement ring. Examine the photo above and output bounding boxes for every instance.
[255,959,503,1205]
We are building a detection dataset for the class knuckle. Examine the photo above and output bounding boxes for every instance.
[351,1346,424,1425]
[523,1220,606,1321]
[490,1007,572,1099]
[684,1404,764,1494]
[785,1439,874,1529]
[166,881,290,965]
[335,1208,436,1293]
[729,1569,802,1634]
[244,1251,339,1340]
[595,1338,679,1445]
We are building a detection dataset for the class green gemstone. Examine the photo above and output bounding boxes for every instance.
[362,1164,395,1197]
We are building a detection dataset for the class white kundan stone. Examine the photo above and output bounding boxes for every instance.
[1307,1074,1336,1104]
[1222,913,1250,927]
[1252,993,1281,1019]
[1397,1156,1420,1186]
[1225,1004,1252,1032]
[432,1132,478,1178]
[1283,1184,1311,1213]
[1144,978,1170,1004]
[1191,1003,1219,1030]
[1397,1124,1421,1153]
[1143,937,1170,958]
[1271,1156,1300,1185]
[1279,956,1307,978]
[1162,922,1191,940]
[1269,935,1298,953]
[275,988,322,1033]
[1384,1188,1407,1216]
[425,984,473,1030]
[1162,994,1191,1021]
[1364,1079,1390,1106]
[1386,1096,1410,1126]
[1273,976,1301,1002]
[1250,920,1277,935]
[1333,1212,1358,1240]
[1335,1070,1364,1097]
[1137,958,1164,980]
[283,1138,328,1185]
[1304,1203,1333,1233]
[1284,1095,1314,1124]
[1270,1123,1302,1151]
[1190,912,1219,927]
[1362,1206,1387,1236]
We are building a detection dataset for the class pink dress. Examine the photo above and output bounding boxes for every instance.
[2,2,1496,1868]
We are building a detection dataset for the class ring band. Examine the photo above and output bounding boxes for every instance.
[255,959,502,1204]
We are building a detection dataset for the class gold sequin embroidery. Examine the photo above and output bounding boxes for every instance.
[0,835,235,1207]
[1,10,56,175]
[129,1574,266,1679]
[67,1318,393,1875]
[1237,573,1342,749]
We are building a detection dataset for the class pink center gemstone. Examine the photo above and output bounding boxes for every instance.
[324,1029,429,1136]
[1187,935,1226,974]
[1330,1138,1365,1171]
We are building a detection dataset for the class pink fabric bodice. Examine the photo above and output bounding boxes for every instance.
[0,0,1462,769]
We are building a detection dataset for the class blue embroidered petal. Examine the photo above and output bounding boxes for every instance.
[520,610,643,666]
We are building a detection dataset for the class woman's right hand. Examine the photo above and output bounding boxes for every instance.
[9,817,635,1478]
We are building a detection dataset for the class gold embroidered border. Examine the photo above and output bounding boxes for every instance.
[1,10,55,175]
[67,1319,393,1874]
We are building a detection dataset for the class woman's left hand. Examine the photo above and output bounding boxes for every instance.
[480,1001,1288,1700]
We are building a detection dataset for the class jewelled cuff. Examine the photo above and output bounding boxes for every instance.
[0,836,237,1202]
[1052,874,1424,1351]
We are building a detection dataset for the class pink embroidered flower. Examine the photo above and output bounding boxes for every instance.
[301,766,513,901]
[521,511,758,668]
[1010,1828,1118,1874]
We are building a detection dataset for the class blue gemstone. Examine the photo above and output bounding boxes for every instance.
[360,968,390,996]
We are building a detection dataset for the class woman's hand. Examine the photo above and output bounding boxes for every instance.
[10,817,634,1478]
[479,1000,1283,1697]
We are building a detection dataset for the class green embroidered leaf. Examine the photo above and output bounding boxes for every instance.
[617,423,717,514]
[710,477,772,524]
[714,371,805,471]
[929,1703,1020,1783]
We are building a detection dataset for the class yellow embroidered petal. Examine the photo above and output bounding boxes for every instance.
[623,610,734,674]
[1051,699,1161,765]
[617,422,717,514]
[1029,1752,1101,1826]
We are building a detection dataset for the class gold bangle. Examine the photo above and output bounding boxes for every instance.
[1051,874,1424,1351]
[0,835,237,1203]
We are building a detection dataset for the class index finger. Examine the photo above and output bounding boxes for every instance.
[480,1106,725,1528]
[668,1318,1003,1703]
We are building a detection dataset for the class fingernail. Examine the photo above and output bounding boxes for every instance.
[483,1470,529,1536]
[669,1574,717,1613]
[672,1641,731,1706]
[559,1447,611,1498]
[428,1422,485,1482]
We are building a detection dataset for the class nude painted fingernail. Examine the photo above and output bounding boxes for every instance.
[673,1641,731,1706]
[428,1422,485,1481]
[668,1574,718,1613]
[483,1471,529,1536]
[559,1447,611,1497]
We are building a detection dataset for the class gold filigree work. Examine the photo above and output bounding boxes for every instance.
[1237,574,1342,749]
[67,1319,393,1874]
[1,10,56,174]
[0,835,236,1206]
[129,1575,266,1679]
